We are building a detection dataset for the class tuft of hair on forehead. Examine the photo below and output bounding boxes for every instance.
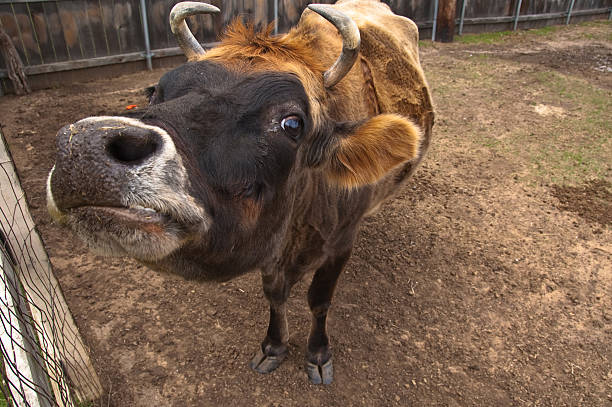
[204,19,327,74]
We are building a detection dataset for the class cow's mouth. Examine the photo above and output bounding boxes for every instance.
[70,205,170,228]
[59,204,189,261]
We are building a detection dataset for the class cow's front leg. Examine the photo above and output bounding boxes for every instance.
[249,268,290,374]
[306,250,351,385]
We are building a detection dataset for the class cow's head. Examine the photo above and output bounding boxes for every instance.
[46,2,421,280]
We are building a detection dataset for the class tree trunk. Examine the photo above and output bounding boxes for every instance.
[436,0,457,43]
[0,27,30,95]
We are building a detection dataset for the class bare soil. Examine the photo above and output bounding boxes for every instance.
[0,21,610,406]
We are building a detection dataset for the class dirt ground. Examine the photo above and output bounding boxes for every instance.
[0,21,610,406]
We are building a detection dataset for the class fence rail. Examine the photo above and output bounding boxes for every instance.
[0,0,611,91]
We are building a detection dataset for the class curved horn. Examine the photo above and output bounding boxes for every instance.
[170,2,220,60]
[307,4,361,89]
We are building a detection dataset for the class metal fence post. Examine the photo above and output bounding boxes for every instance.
[566,0,576,25]
[139,0,153,70]
[274,0,278,35]
[459,0,467,35]
[432,0,439,41]
[513,0,523,31]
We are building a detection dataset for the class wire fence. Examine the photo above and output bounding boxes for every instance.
[0,130,101,407]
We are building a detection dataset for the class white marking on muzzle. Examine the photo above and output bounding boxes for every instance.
[46,165,66,223]
[77,116,209,229]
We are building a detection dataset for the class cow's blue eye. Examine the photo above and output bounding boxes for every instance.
[281,116,302,131]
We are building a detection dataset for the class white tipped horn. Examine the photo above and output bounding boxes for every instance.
[170,2,220,60]
[307,4,361,88]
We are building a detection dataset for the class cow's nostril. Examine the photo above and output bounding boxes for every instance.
[106,130,159,164]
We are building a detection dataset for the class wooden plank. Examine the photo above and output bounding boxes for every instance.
[147,0,172,50]
[458,8,610,26]
[40,1,68,62]
[0,0,84,3]
[0,25,30,94]
[435,0,457,42]
[56,0,84,60]
[0,130,103,403]
[252,0,270,30]
[25,2,55,63]
[0,41,219,78]
[0,3,30,66]
[80,0,105,58]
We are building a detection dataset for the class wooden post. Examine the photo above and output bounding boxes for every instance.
[0,27,30,95]
[436,0,457,42]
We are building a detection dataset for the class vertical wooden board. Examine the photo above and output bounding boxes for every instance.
[221,0,238,27]
[465,0,513,19]
[278,0,327,33]
[147,0,172,50]
[206,0,224,40]
[195,12,218,44]
[23,3,54,64]
[436,0,457,42]
[525,0,568,15]
[123,0,145,54]
[242,0,267,27]
[242,0,257,27]
[385,0,434,22]
[84,0,110,57]
[199,0,218,43]
[107,0,140,54]
[42,1,69,62]
[574,0,606,11]
[94,0,112,56]
[27,2,58,63]
[252,0,272,30]
[101,0,120,54]
[6,2,42,66]
[110,0,130,53]
[56,0,85,60]
[0,4,25,67]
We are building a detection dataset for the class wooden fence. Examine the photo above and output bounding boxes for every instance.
[0,0,611,93]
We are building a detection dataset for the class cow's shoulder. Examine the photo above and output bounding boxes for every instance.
[337,0,419,54]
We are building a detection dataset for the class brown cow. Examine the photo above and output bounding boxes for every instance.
[46,0,434,384]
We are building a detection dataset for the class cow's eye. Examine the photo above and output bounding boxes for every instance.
[281,115,302,140]
[281,116,301,130]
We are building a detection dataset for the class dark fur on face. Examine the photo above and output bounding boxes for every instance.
[121,61,315,277]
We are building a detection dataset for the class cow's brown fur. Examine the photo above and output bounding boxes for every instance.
[202,0,435,382]
[203,0,433,191]
[48,0,434,385]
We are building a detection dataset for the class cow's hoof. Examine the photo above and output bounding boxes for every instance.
[249,346,287,374]
[306,359,333,385]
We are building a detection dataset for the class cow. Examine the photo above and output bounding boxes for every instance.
[46,0,434,385]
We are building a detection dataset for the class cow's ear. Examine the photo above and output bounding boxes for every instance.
[315,114,421,188]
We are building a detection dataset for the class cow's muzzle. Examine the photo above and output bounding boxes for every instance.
[46,116,208,261]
